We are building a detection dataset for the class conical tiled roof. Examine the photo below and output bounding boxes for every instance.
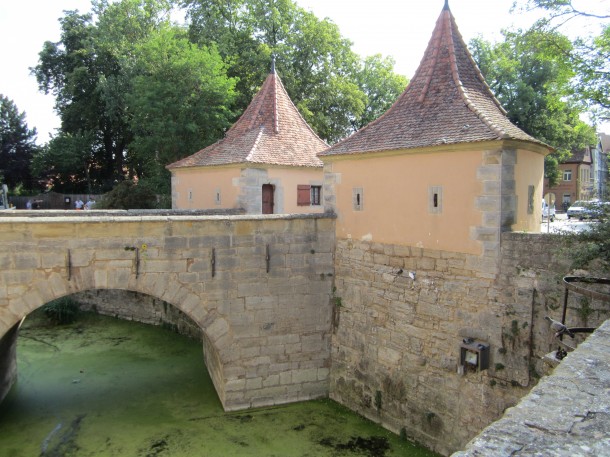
[320,2,548,157]
[167,68,326,169]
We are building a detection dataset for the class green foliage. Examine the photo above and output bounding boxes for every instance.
[185,0,407,143]
[126,27,236,189]
[0,95,39,192]
[516,0,610,125]
[559,201,610,273]
[97,180,159,209]
[43,297,79,325]
[33,0,235,195]
[470,29,597,185]
[32,131,96,193]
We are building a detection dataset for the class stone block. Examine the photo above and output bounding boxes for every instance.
[292,367,318,383]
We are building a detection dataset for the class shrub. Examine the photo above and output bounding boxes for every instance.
[43,297,79,325]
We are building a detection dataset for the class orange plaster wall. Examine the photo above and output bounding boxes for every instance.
[171,167,241,210]
[512,149,546,233]
[330,150,484,254]
[267,167,325,214]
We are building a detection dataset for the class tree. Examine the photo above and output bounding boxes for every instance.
[31,131,96,193]
[515,0,610,125]
[470,30,596,186]
[184,0,406,143]
[0,95,38,191]
[33,7,133,192]
[96,180,158,209]
[33,0,236,194]
[126,27,236,192]
[351,55,408,131]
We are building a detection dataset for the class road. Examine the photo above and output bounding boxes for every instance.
[540,213,594,233]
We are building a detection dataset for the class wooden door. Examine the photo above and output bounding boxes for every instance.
[262,184,274,214]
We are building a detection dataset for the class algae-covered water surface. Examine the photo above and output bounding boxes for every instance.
[0,311,438,457]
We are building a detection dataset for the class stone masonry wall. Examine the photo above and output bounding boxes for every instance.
[330,238,524,456]
[499,232,610,380]
[0,214,335,412]
[73,290,202,340]
[453,319,610,456]
[330,232,610,456]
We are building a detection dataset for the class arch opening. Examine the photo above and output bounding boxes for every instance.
[0,289,227,410]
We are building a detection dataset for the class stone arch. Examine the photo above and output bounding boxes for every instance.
[0,272,232,409]
[0,214,335,412]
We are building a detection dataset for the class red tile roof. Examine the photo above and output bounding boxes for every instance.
[320,3,550,157]
[167,70,326,170]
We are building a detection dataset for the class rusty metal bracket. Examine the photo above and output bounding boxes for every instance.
[211,248,216,278]
[66,249,72,281]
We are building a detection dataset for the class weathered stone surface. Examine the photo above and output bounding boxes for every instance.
[0,214,335,413]
[453,320,610,457]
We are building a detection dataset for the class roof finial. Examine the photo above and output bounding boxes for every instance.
[271,55,276,74]
[444,0,449,10]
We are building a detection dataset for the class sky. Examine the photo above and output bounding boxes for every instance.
[0,0,605,144]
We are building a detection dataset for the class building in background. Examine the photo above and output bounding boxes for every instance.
[167,62,326,215]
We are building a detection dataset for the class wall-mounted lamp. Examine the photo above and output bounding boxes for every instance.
[459,338,489,373]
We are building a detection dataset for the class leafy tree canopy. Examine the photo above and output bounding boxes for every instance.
[0,95,39,192]
[514,0,610,126]
[470,29,596,186]
[33,0,407,195]
[32,0,236,194]
[183,0,407,143]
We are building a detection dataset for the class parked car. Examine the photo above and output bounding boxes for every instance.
[567,200,604,220]
[542,199,555,222]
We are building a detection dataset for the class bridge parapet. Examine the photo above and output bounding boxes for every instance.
[0,213,335,410]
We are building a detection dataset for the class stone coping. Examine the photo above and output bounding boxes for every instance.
[0,210,336,224]
[452,319,610,456]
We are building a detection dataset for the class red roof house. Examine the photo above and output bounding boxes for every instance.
[167,63,327,214]
[319,1,552,254]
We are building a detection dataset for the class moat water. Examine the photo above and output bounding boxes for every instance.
[0,311,438,457]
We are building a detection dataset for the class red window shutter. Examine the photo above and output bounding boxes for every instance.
[297,185,311,206]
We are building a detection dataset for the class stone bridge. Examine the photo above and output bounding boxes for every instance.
[0,212,335,410]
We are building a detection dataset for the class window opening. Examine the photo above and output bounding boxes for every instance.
[428,185,442,214]
[311,186,322,206]
[527,185,535,214]
[353,188,363,211]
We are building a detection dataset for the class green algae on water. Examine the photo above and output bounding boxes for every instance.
[0,311,438,457]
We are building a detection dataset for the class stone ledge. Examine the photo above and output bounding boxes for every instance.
[452,319,610,457]
[0,210,336,223]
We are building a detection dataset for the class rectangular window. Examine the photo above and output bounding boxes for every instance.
[353,188,363,211]
[297,185,311,206]
[563,170,572,181]
[214,188,221,205]
[188,189,193,201]
[428,185,442,214]
[311,186,322,206]
[297,184,322,206]
[527,185,535,214]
